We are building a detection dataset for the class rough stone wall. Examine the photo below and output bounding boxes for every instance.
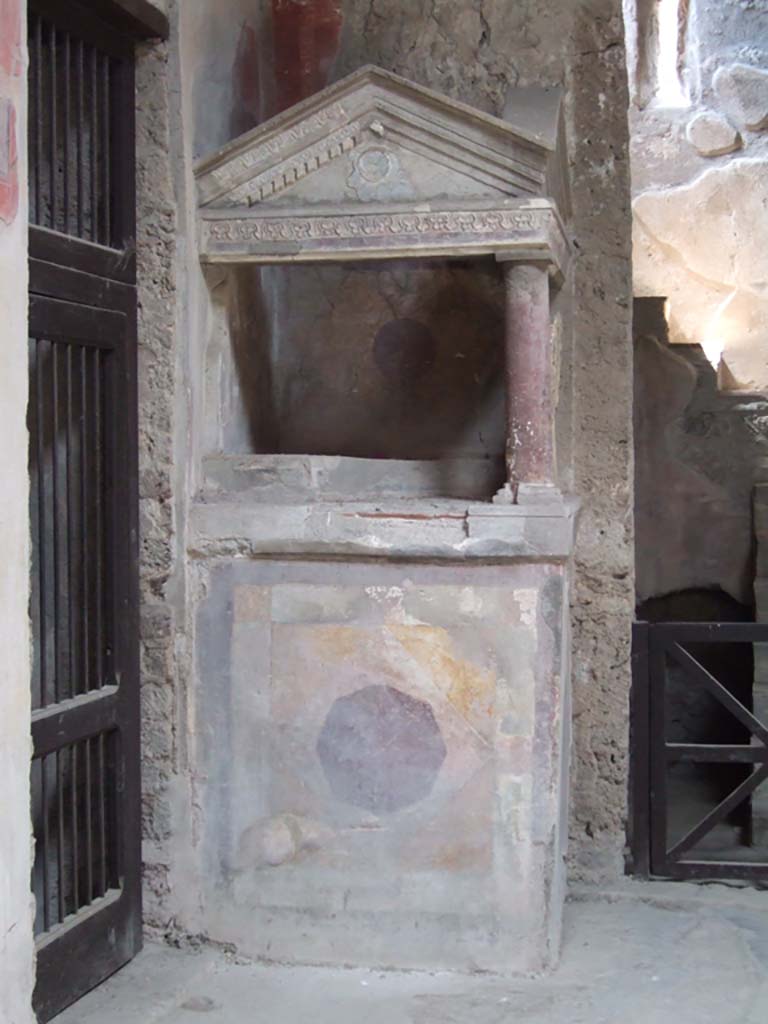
[0,0,35,1020]
[635,303,768,607]
[628,0,768,391]
[628,1,768,874]
[629,1,768,609]
[136,17,205,933]
[136,0,249,935]
[565,6,634,881]
[136,34,180,928]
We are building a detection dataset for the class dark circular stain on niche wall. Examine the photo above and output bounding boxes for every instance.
[372,318,437,386]
[317,684,447,813]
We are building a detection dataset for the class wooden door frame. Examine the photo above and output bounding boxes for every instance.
[27,1,166,1018]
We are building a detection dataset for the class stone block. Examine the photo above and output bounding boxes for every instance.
[203,453,504,503]
[685,111,741,157]
[141,603,174,642]
[190,496,577,562]
[713,63,768,132]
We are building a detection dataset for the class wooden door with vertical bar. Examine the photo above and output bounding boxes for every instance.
[28,285,141,1022]
[26,2,166,1019]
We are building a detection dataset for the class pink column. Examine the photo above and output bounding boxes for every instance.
[501,261,554,499]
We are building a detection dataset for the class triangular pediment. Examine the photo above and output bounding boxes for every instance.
[195,66,568,213]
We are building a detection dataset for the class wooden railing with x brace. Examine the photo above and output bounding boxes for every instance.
[631,622,768,881]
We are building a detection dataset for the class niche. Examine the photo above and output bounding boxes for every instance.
[196,65,570,506]
[203,259,507,502]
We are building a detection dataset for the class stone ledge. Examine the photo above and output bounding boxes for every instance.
[189,497,578,561]
[202,453,504,504]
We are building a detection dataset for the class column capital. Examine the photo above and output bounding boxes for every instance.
[494,253,552,267]
[494,253,563,286]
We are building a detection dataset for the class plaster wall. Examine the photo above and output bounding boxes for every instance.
[0,0,35,1020]
[142,0,633,946]
[204,259,507,465]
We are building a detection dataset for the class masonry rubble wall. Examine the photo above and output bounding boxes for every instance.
[634,303,768,608]
[627,0,768,393]
[136,31,189,929]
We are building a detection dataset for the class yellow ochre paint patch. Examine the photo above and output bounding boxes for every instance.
[388,625,493,722]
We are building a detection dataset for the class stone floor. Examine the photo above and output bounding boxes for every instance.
[59,882,768,1024]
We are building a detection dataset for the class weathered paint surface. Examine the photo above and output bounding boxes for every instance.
[0,0,34,1020]
[317,684,447,813]
[0,0,22,77]
[0,0,21,223]
[194,561,569,973]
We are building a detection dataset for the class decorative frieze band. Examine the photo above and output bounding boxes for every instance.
[205,208,543,244]
[199,204,569,268]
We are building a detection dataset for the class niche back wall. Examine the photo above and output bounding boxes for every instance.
[205,260,506,461]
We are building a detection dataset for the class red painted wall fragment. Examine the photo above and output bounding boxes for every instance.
[271,0,343,114]
[232,22,262,137]
[0,98,18,223]
[0,0,23,78]
[0,0,21,224]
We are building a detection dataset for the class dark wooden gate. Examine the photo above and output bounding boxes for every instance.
[27,3,167,1020]
[630,622,768,882]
